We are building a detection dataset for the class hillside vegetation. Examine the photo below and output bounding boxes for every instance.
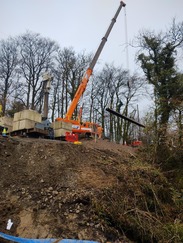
[0,137,182,243]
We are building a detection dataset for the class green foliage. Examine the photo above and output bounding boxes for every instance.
[92,160,180,242]
[164,148,183,190]
[138,21,183,147]
[163,223,183,243]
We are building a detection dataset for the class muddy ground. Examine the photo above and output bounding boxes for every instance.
[0,136,182,242]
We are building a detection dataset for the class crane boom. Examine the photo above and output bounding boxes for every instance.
[65,1,126,120]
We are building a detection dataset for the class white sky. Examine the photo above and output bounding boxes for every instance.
[1,0,183,74]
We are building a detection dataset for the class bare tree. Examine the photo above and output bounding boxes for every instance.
[18,31,58,111]
[53,47,91,120]
[93,64,120,139]
[0,37,19,115]
[49,67,63,121]
[93,63,145,143]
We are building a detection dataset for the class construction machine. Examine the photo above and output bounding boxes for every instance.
[55,1,126,138]
[10,73,54,138]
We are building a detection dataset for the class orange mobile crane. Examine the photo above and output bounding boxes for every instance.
[56,1,126,137]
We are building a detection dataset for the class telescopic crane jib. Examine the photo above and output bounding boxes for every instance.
[56,1,126,137]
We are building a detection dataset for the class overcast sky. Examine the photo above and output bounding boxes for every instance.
[1,0,183,74]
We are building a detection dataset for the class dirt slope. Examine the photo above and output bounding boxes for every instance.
[0,137,181,242]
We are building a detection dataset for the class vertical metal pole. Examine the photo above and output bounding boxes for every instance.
[42,73,52,120]
[43,81,49,120]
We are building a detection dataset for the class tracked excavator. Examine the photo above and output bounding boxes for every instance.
[56,1,126,137]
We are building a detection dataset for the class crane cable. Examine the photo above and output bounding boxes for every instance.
[124,6,131,89]
[124,8,142,138]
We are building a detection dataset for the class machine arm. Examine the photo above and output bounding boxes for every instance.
[65,1,126,120]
